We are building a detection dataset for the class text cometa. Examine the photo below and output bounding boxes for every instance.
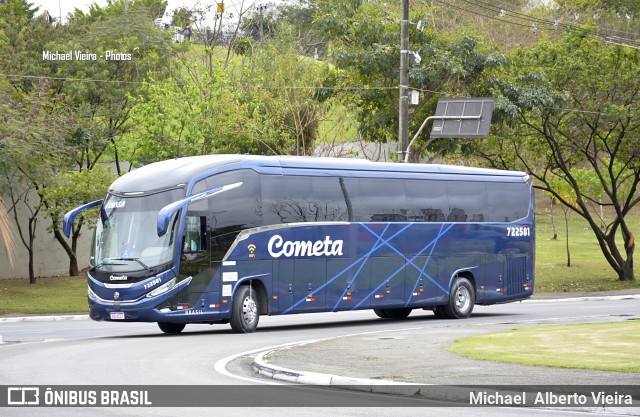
[268,235,344,258]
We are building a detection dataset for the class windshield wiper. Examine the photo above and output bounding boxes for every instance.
[89,261,127,272]
[109,257,152,273]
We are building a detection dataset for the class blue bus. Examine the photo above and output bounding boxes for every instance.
[64,155,534,334]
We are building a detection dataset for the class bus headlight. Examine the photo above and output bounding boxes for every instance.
[88,285,98,300]
[146,277,177,298]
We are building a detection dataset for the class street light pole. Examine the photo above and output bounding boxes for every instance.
[398,0,410,163]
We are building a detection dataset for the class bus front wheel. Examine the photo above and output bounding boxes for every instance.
[230,285,260,333]
[157,322,186,334]
[441,277,475,319]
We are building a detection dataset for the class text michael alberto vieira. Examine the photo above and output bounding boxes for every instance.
[42,50,132,61]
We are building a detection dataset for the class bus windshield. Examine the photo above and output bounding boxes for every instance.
[90,188,184,274]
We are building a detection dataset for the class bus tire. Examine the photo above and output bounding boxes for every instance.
[157,322,186,334]
[433,306,448,319]
[442,277,475,319]
[230,285,259,333]
[383,308,412,319]
[373,309,389,319]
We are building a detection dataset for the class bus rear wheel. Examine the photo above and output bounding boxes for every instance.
[157,322,186,334]
[230,285,260,333]
[441,277,475,319]
[433,306,448,319]
[374,308,412,319]
[373,309,389,318]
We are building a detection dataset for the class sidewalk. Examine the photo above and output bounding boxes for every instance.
[251,290,640,410]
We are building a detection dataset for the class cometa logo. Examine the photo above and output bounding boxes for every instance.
[248,243,257,258]
[268,235,344,258]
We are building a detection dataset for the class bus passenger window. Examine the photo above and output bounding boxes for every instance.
[183,216,206,252]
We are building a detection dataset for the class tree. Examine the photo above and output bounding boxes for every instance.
[125,70,251,164]
[243,28,330,156]
[127,24,332,163]
[278,0,326,57]
[69,0,166,24]
[313,0,502,161]
[0,78,72,283]
[547,177,579,267]
[480,33,639,281]
[1,1,170,280]
[0,2,70,282]
[38,167,115,276]
[0,198,18,269]
[47,3,173,275]
[61,5,174,174]
[171,6,192,28]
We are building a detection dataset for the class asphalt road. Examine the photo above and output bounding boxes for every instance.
[0,297,639,417]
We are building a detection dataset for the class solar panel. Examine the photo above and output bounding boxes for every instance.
[429,97,494,138]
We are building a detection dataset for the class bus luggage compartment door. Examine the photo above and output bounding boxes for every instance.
[292,259,327,313]
[274,259,327,314]
[370,257,405,308]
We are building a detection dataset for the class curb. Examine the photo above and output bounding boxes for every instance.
[527,294,640,303]
[252,335,640,414]
[0,314,89,323]
[253,346,461,399]
[252,340,615,412]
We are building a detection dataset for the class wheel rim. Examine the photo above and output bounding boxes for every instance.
[242,296,257,325]
[455,285,471,313]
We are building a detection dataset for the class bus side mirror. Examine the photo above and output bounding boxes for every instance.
[156,182,243,237]
[63,200,103,238]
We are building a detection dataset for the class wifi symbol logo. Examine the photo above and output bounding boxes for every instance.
[248,244,257,258]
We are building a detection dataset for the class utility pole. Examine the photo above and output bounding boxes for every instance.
[124,0,128,13]
[256,3,272,42]
[398,0,410,163]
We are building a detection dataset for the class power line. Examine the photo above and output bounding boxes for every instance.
[484,0,640,39]
[1,73,152,85]
[434,0,640,49]
[0,73,398,91]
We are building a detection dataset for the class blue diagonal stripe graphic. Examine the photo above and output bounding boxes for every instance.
[351,223,455,310]
[280,223,413,315]
[405,223,446,306]
[360,222,453,293]
[332,223,392,312]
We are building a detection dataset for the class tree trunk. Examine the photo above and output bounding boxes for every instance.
[550,196,558,240]
[564,208,570,267]
[70,232,79,277]
[621,233,635,281]
[52,229,79,276]
[7,185,39,283]
[28,217,36,284]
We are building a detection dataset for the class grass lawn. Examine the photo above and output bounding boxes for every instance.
[450,320,640,373]
[0,276,88,315]
[533,196,639,293]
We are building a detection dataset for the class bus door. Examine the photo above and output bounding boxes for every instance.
[176,209,219,311]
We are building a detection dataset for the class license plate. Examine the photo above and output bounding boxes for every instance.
[110,312,125,320]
